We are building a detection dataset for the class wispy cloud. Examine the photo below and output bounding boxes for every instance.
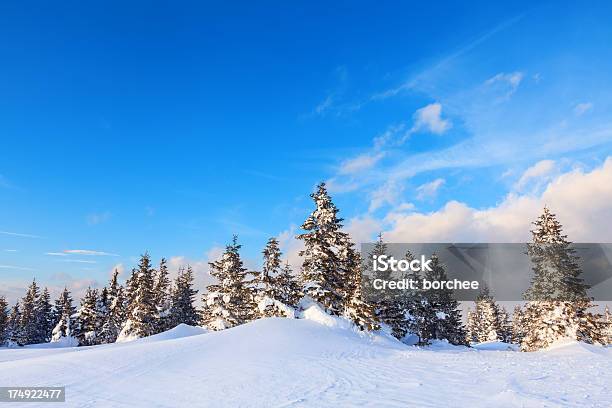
[3,249,18,252]
[484,71,524,99]
[61,259,97,264]
[63,249,119,256]
[410,103,452,135]
[339,153,385,175]
[0,230,42,239]
[416,178,446,201]
[86,211,112,225]
[45,252,68,256]
[0,264,35,271]
[574,102,593,116]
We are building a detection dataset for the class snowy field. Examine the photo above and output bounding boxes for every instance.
[0,310,610,407]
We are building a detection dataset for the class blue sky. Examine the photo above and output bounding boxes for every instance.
[2,1,612,300]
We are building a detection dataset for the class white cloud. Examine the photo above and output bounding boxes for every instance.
[485,71,524,97]
[344,216,383,245]
[110,263,125,277]
[87,211,111,225]
[411,103,452,134]
[61,259,97,264]
[63,249,119,256]
[0,264,35,271]
[277,226,305,271]
[339,153,384,175]
[0,230,42,239]
[369,180,404,212]
[378,157,612,242]
[3,249,17,252]
[416,178,445,201]
[45,252,67,256]
[514,159,556,191]
[314,94,334,116]
[574,102,593,116]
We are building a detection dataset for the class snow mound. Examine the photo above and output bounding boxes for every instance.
[471,341,519,351]
[135,324,208,343]
[0,317,610,407]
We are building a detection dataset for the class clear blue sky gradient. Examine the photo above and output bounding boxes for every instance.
[2,1,612,296]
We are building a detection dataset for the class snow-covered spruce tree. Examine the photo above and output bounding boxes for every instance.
[99,269,126,343]
[7,302,22,346]
[420,255,467,345]
[18,279,40,345]
[276,261,301,307]
[511,305,526,345]
[202,236,256,330]
[465,286,501,343]
[297,182,347,315]
[341,238,379,331]
[367,233,408,339]
[0,296,8,346]
[603,306,612,345]
[521,207,603,351]
[169,265,199,327]
[35,287,54,343]
[257,237,295,318]
[497,306,512,343]
[118,253,158,341]
[74,287,101,346]
[153,258,172,333]
[51,288,77,344]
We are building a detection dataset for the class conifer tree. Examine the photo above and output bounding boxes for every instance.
[74,287,101,346]
[100,269,126,343]
[521,207,603,351]
[497,306,512,343]
[465,287,501,343]
[169,265,199,327]
[341,238,379,331]
[51,288,77,344]
[118,253,157,341]
[153,258,172,332]
[420,255,466,345]
[602,306,612,345]
[511,305,526,345]
[276,261,301,307]
[35,288,54,343]
[7,302,22,346]
[18,279,40,345]
[257,238,295,318]
[0,296,8,346]
[367,234,407,338]
[297,182,347,314]
[202,236,256,330]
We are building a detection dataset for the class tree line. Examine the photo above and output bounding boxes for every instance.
[1,184,611,350]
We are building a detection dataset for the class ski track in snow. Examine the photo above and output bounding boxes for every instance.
[0,319,610,408]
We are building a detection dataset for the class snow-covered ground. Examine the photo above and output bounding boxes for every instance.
[0,312,610,407]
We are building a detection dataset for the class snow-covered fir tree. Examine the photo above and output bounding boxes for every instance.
[169,265,199,327]
[497,306,512,343]
[0,296,8,346]
[153,258,172,333]
[51,288,77,344]
[511,305,526,345]
[603,306,612,345]
[367,234,408,339]
[99,269,126,343]
[18,279,40,345]
[276,261,301,307]
[420,255,466,345]
[521,207,603,351]
[341,238,379,331]
[465,287,502,343]
[202,236,256,330]
[257,237,295,318]
[74,287,102,346]
[35,287,54,343]
[118,253,158,341]
[7,302,22,346]
[297,182,347,314]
